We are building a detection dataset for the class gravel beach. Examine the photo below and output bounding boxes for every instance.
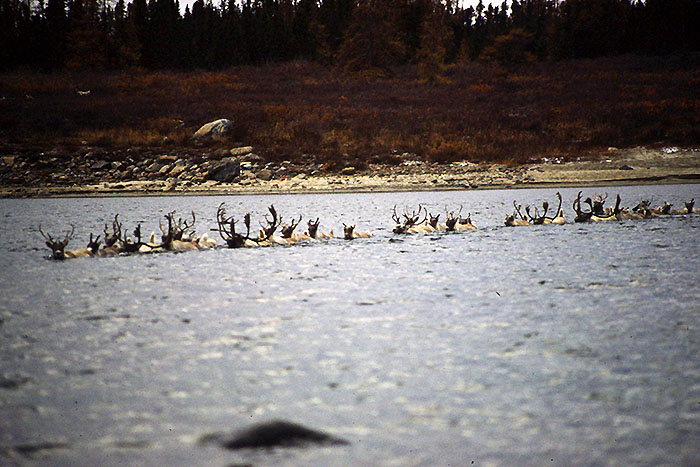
[1,146,698,198]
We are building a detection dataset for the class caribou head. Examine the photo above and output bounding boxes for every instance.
[39,224,74,260]
[307,218,321,238]
[660,202,673,215]
[86,233,102,255]
[342,223,371,239]
[343,223,356,239]
[280,215,302,239]
[392,205,425,234]
[526,203,548,225]
[591,193,609,216]
[446,206,462,231]
[685,199,695,213]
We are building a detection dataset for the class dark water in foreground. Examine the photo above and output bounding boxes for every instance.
[1,184,699,466]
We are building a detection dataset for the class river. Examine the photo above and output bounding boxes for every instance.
[1,184,699,466]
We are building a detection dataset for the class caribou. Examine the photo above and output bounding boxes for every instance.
[505,201,531,226]
[427,212,448,231]
[38,191,697,260]
[573,192,618,222]
[40,224,101,259]
[657,198,695,215]
[280,215,310,243]
[521,192,566,225]
[343,223,372,239]
[392,205,423,234]
[159,211,199,251]
[217,203,275,248]
[447,206,477,231]
[98,214,125,255]
[304,218,334,239]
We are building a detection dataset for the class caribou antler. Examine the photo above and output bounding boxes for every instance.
[392,205,402,226]
[178,211,196,240]
[160,212,176,243]
[260,204,280,238]
[216,202,253,248]
[613,194,623,215]
[103,214,122,247]
[513,201,527,220]
[545,192,563,220]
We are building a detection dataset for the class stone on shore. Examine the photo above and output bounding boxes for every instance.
[207,158,241,182]
[256,168,273,181]
[193,119,234,140]
[230,146,253,156]
[91,160,110,170]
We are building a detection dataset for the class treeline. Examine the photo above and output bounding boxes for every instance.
[1,0,699,72]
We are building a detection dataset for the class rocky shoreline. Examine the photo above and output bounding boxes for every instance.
[1,144,698,198]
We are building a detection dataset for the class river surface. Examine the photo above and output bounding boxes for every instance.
[1,184,699,466]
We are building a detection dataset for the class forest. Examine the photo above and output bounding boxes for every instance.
[2,0,700,73]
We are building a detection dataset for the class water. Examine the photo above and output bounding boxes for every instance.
[1,184,699,466]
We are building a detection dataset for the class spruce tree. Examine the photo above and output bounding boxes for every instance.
[336,0,405,76]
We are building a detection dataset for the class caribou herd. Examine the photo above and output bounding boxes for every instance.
[39,192,696,260]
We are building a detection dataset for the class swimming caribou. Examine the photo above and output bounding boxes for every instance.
[38,192,696,259]
[505,193,566,226]
[304,218,334,239]
[505,201,531,226]
[39,224,101,259]
[343,223,372,239]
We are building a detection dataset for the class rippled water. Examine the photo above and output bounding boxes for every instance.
[1,184,699,466]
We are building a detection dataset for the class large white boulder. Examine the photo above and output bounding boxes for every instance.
[193,119,234,139]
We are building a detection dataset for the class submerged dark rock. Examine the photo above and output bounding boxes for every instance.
[204,420,349,450]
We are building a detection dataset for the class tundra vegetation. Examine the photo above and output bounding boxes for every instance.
[1,56,698,184]
[38,193,696,259]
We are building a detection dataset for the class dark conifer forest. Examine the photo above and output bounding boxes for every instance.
[2,0,699,71]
